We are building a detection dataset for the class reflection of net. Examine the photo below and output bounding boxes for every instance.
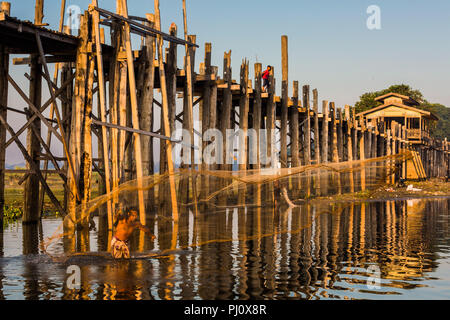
[42,151,412,257]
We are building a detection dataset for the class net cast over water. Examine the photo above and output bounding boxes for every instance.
[41,151,412,260]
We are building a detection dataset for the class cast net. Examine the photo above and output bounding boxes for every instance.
[41,151,412,260]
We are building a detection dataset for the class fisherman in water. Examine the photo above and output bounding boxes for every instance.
[111,208,156,259]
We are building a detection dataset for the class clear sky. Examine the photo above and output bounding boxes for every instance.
[4,0,450,164]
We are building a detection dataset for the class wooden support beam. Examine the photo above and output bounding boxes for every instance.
[238,59,249,171]
[252,63,262,170]
[4,72,75,149]
[313,89,320,164]
[139,13,156,200]
[220,50,232,171]
[23,55,42,224]
[345,105,354,193]
[154,0,178,222]
[359,118,366,190]
[38,2,67,217]
[0,44,8,227]
[280,35,288,168]
[35,0,44,26]
[303,85,311,166]
[337,108,343,162]
[330,102,339,163]
[321,101,329,164]
[289,81,299,168]
[266,67,276,168]
[35,31,81,205]
[0,113,65,217]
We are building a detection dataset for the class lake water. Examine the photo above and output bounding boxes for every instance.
[0,197,449,300]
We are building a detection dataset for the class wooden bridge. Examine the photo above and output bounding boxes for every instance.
[0,0,448,230]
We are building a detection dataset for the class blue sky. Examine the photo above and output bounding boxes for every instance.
[5,0,450,164]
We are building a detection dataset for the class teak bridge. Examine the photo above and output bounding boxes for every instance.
[0,1,448,230]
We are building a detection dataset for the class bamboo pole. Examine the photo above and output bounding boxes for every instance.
[90,1,113,229]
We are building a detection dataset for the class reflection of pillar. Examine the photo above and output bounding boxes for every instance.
[299,205,312,295]
[22,223,40,299]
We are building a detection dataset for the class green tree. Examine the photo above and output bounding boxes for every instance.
[355,84,450,139]
[355,84,424,114]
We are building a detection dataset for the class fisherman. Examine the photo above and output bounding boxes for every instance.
[111,208,156,259]
[262,65,272,93]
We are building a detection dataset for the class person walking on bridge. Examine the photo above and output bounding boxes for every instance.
[262,65,272,93]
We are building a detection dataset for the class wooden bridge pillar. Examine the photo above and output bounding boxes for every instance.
[23,55,42,224]
[289,82,299,168]
[0,44,9,227]
[302,85,311,166]
[280,36,288,168]
[252,63,262,170]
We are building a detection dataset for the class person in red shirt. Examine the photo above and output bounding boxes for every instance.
[262,65,272,93]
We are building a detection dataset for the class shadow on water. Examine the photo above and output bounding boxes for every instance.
[0,196,449,300]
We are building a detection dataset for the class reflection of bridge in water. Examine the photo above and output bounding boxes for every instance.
[0,1,449,235]
[1,195,448,300]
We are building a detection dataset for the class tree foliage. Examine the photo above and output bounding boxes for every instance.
[355,84,450,139]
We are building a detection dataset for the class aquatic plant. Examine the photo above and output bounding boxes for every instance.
[3,204,23,221]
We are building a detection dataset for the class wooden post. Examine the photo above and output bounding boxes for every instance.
[117,0,152,224]
[0,44,8,227]
[252,63,262,170]
[359,118,366,191]
[91,2,113,228]
[80,49,95,226]
[38,0,67,217]
[1,2,10,15]
[345,105,354,193]
[321,101,329,164]
[280,35,288,168]
[208,66,218,172]
[154,0,179,221]
[289,82,299,168]
[386,129,392,184]
[23,55,42,224]
[239,60,249,171]
[391,122,397,184]
[266,67,276,168]
[220,50,232,171]
[330,103,341,194]
[139,13,156,205]
[34,0,44,25]
[337,108,344,162]
[330,103,339,163]
[313,89,320,165]
[303,86,311,166]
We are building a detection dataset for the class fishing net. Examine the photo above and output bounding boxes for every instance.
[41,150,413,260]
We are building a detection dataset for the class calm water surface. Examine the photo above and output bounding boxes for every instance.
[0,197,449,300]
